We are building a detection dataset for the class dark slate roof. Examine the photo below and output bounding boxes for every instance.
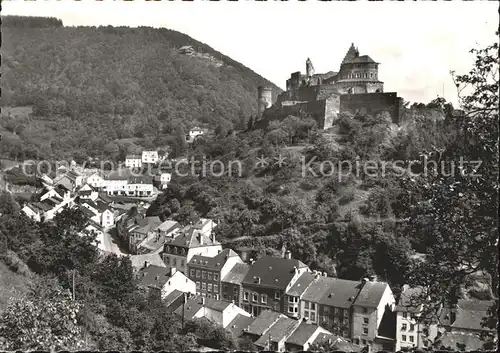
[174,296,232,319]
[227,314,256,338]
[221,263,251,285]
[80,206,97,219]
[168,228,219,249]
[106,170,130,181]
[135,265,172,288]
[319,278,363,309]
[126,154,141,159]
[128,175,153,184]
[242,256,308,290]
[449,299,495,331]
[254,316,300,347]
[286,272,315,297]
[246,310,283,336]
[164,289,185,310]
[354,281,389,308]
[189,248,239,270]
[285,321,320,346]
[302,276,335,303]
[345,55,377,64]
[396,285,425,312]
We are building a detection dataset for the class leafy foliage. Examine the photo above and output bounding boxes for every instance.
[0,17,280,160]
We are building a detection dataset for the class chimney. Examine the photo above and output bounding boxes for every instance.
[269,266,273,271]
[284,250,292,259]
[171,267,177,276]
[232,299,235,305]
[144,260,150,268]
[198,234,203,245]
[362,277,369,284]
[155,275,159,281]
[369,275,377,282]
[293,266,298,274]
[201,297,206,305]
[212,234,216,243]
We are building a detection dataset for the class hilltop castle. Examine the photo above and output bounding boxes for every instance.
[256,44,402,129]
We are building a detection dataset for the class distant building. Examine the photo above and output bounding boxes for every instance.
[135,264,196,300]
[86,172,105,189]
[136,219,181,254]
[174,295,251,328]
[22,185,76,222]
[221,262,251,306]
[142,150,159,165]
[80,198,115,229]
[187,249,243,300]
[241,253,310,317]
[162,223,222,274]
[187,126,206,142]
[125,154,142,169]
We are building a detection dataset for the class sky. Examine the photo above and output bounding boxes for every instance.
[2,0,498,106]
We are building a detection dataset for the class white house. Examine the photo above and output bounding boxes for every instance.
[125,176,154,197]
[78,184,99,201]
[175,295,251,328]
[142,150,159,165]
[86,172,105,189]
[80,199,115,229]
[188,126,205,142]
[125,154,142,169]
[22,185,76,223]
[136,264,196,300]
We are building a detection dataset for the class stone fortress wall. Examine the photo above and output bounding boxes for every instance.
[255,43,403,130]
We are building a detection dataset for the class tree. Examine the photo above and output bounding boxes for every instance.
[405,35,498,328]
[0,285,84,351]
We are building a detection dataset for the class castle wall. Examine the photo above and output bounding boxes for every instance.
[316,84,339,100]
[339,92,402,123]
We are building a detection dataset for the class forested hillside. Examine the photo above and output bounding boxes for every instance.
[0,16,281,160]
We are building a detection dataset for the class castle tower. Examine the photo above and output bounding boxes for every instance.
[257,86,273,118]
[306,58,315,78]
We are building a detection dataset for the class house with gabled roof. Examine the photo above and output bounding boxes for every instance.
[86,171,105,189]
[241,253,310,317]
[135,263,196,300]
[285,271,316,319]
[125,154,142,169]
[136,219,181,254]
[253,315,301,351]
[221,262,251,306]
[174,295,251,328]
[187,248,243,300]
[351,277,396,349]
[241,309,284,341]
[21,184,76,222]
[79,197,115,229]
[284,321,333,351]
[162,225,222,274]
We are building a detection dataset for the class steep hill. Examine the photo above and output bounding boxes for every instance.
[0,16,282,160]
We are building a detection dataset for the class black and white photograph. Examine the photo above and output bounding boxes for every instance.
[0,0,498,351]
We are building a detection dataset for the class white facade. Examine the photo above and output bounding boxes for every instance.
[160,269,197,299]
[142,151,159,164]
[103,179,128,196]
[22,205,41,222]
[125,156,142,169]
[125,181,154,197]
[188,127,205,141]
[160,173,171,184]
[86,173,105,189]
[101,209,115,228]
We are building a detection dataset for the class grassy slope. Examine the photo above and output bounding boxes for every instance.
[0,261,32,311]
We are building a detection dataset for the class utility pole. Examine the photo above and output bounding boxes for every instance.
[72,270,76,301]
[181,292,186,331]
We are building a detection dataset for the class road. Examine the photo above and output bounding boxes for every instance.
[96,228,124,255]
